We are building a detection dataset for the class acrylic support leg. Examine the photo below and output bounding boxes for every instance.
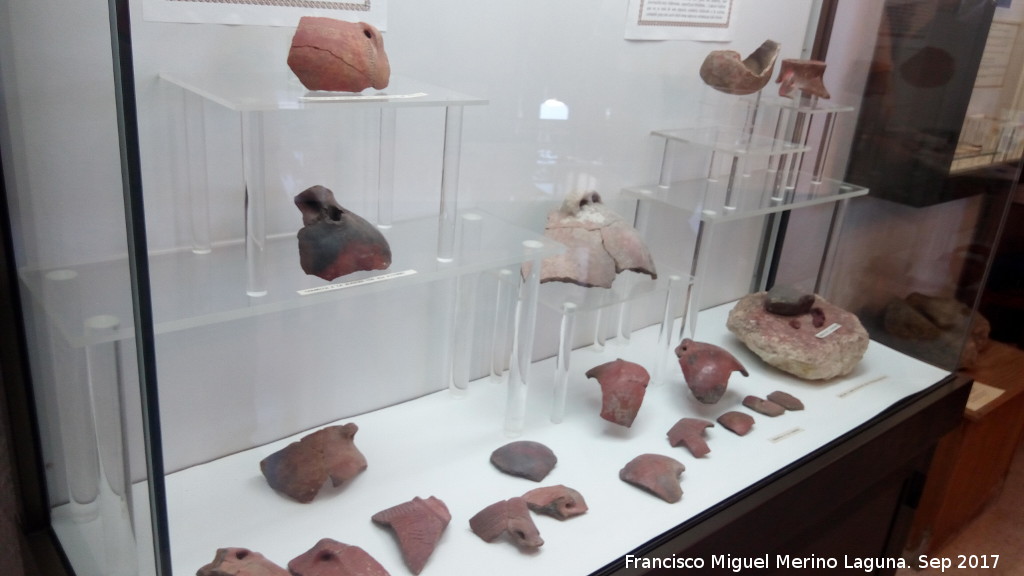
[682,219,711,340]
[815,197,850,296]
[437,106,464,262]
[377,107,397,228]
[505,240,545,437]
[811,109,837,183]
[658,138,675,188]
[449,213,482,395]
[84,315,137,576]
[183,91,211,254]
[242,111,268,297]
[43,270,100,522]
[550,302,577,424]
[490,269,516,380]
[654,275,685,386]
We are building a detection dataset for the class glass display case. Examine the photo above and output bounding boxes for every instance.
[2,1,1020,575]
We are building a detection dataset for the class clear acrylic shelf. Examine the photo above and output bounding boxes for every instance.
[623,170,868,222]
[19,209,561,348]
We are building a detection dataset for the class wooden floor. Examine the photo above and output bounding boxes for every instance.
[897,341,1024,575]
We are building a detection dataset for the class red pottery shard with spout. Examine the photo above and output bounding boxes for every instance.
[259,423,367,503]
[196,547,289,576]
[776,58,831,99]
[699,39,781,95]
[675,339,748,404]
[469,497,544,549]
[287,539,390,576]
[371,496,450,575]
[294,185,392,281]
[619,453,685,503]
[666,418,715,458]
[288,17,390,92]
[585,358,650,427]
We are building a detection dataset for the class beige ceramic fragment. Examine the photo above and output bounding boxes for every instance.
[196,547,289,576]
[619,454,685,503]
[259,424,367,503]
[699,39,780,95]
[469,497,544,549]
[288,539,389,576]
[742,395,785,417]
[717,411,755,436]
[666,418,715,458]
[372,496,450,575]
[522,485,589,520]
[585,358,650,427]
[288,17,390,92]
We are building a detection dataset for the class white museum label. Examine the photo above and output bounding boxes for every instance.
[837,375,888,399]
[815,323,842,338]
[297,269,417,296]
[769,427,805,443]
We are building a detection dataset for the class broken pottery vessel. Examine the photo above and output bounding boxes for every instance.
[620,454,685,503]
[196,547,289,576]
[675,339,749,404]
[585,358,650,427]
[699,39,781,95]
[522,485,589,520]
[294,185,392,282]
[490,440,557,482]
[742,395,785,417]
[372,496,450,575]
[666,418,715,458]
[776,59,831,99]
[469,497,544,549]
[288,17,390,92]
[536,190,657,289]
[767,390,804,411]
[717,411,754,436]
[288,539,389,576]
[727,291,868,380]
[259,423,367,503]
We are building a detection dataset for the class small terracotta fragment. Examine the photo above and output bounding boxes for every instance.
[490,440,557,482]
[717,411,755,436]
[522,485,589,520]
[295,185,392,281]
[675,339,749,404]
[765,285,815,316]
[585,358,650,427]
[469,497,544,549]
[372,496,450,575]
[776,59,831,99]
[742,395,785,417]
[536,190,657,288]
[196,547,289,576]
[619,454,685,503]
[768,390,805,411]
[288,17,390,92]
[259,424,367,503]
[666,418,715,458]
[699,39,781,95]
[288,539,389,576]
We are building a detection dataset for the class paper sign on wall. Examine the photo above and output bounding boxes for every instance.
[625,0,734,41]
[143,0,387,28]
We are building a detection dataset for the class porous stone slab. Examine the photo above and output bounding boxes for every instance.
[727,292,868,380]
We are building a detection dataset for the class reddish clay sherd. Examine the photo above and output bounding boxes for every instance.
[288,17,390,92]
[196,547,289,576]
[699,39,780,95]
[287,539,389,576]
[776,59,831,99]
[743,395,785,417]
[666,418,715,458]
[490,440,557,482]
[717,411,755,436]
[768,390,805,411]
[675,339,749,404]
[295,185,392,281]
[619,454,685,503]
[522,485,589,520]
[259,423,367,503]
[469,497,544,549]
[585,358,650,427]
[371,496,450,575]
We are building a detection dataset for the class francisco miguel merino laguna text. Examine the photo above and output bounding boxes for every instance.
[624,553,910,572]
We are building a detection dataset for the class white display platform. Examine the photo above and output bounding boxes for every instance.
[56,300,949,575]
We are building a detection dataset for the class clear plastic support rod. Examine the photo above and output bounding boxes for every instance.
[551,302,577,424]
[377,107,397,228]
[683,220,711,340]
[658,139,674,188]
[505,240,545,437]
[812,110,837,183]
[242,111,267,297]
[183,91,211,254]
[815,197,850,295]
[449,213,482,395]
[490,269,515,380]
[654,275,684,385]
[437,106,464,262]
